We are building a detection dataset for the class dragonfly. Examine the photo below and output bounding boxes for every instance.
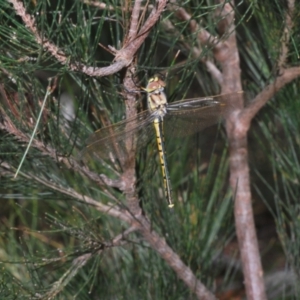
[81,76,241,208]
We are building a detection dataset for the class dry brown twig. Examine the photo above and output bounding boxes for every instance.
[127,0,143,41]
[165,1,223,84]
[39,225,140,299]
[240,0,298,129]
[278,0,295,70]
[7,0,167,77]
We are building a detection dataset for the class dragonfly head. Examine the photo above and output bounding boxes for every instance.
[144,76,166,94]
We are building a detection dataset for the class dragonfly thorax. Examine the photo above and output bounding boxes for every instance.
[147,89,168,114]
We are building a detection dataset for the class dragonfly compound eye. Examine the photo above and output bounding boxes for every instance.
[146,79,166,93]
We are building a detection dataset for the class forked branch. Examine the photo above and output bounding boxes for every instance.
[8,0,168,77]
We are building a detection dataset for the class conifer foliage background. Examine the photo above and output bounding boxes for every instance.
[0,0,300,299]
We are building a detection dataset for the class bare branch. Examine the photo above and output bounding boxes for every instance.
[0,108,129,207]
[43,253,93,299]
[173,4,220,47]
[168,3,223,84]
[0,161,131,222]
[8,0,102,73]
[120,65,143,217]
[213,2,266,300]
[239,66,300,131]
[127,0,142,41]
[137,217,217,300]
[115,0,168,63]
[8,0,167,78]
[44,224,137,298]
[99,174,127,190]
[278,0,295,69]
[112,226,138,245]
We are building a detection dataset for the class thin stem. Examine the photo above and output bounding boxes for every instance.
[14,79,55,178]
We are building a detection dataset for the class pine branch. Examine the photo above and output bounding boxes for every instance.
[7,0,168,78]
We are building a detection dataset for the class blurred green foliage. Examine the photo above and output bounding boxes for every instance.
[0,0,300,299]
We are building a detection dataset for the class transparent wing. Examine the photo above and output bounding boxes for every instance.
[164,92,238,137]
[81,91,242,163]
[80,110,156,163]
